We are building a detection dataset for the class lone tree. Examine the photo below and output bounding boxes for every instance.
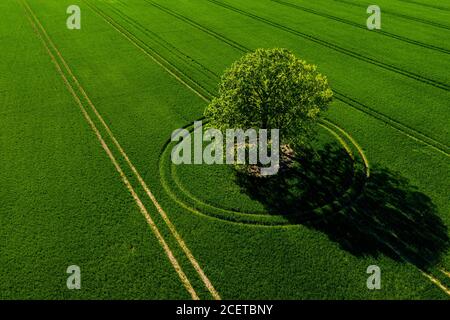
[205,48,333,150]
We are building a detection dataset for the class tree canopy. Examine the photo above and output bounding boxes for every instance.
[204,48,333,149]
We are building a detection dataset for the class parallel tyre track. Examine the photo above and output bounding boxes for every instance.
[23,0,222,300]
[107,0,219,83]
[19,0,202,300]
[271,0,450,54]
[397,0,450,12]
[334,93,450,157]
[204,0,450,91]
[83,0,222,300]
[334,0,450,30]
[86,0,214,102]
[144,0,249,53]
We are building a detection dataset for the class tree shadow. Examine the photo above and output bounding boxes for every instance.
[235,143,355,214]
[235,143,449,270]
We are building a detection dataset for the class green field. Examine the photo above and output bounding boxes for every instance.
[1,0,449,299]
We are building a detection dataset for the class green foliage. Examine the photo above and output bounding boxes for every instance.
[205,48,333,148]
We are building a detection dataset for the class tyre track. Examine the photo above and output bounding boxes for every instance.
[25,0,222,300]
[344,203,450,296]
[397,0,450,12]
[106,0,219,83]
[204,0,450,91]
[334,93,450,157]
[88,0,213,102]
[271,0,450,54]
[83,0,221,300]
[19,0,201,300]
[144,0,249,53]
[142,1,450,157]
[162,119,370,225]
[334,0,450,30]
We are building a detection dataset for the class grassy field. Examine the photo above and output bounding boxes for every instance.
[1,0,449,299]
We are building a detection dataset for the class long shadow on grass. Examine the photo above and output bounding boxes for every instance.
[235,144,449,269]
